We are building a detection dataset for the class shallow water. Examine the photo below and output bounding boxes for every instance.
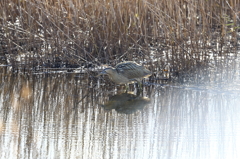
[0,65,240,159]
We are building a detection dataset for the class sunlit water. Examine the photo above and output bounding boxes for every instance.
[0,64,240,159]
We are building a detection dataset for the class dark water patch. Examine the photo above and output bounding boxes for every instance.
[100,92,150,114]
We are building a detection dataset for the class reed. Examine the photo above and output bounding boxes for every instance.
[0,0,239,73]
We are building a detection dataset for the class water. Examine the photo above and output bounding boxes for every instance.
[0,65,240,159]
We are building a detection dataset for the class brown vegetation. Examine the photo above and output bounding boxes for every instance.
[0,0,239,72]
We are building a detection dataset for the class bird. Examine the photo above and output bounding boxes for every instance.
[97,61,151,90]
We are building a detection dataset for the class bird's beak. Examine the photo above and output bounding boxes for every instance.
[96,70,107,77]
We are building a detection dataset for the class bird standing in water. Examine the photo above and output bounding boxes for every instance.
[97,61,151,90]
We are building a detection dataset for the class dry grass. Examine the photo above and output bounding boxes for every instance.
[0,0,239,73]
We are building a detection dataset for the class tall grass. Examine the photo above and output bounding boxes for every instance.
[0,0,239,71]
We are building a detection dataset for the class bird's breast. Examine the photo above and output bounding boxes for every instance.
[109,73,130,84]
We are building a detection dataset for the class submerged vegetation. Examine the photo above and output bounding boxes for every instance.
[0,0,239,75]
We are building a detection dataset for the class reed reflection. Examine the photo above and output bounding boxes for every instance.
[0,65,240,159]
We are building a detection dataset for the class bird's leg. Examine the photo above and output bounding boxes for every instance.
[125,84,129,93]
[136,82,143,96]
[136,81,143,90]
[139,82,143,90]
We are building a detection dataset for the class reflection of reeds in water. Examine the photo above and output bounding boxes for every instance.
[0,68,90,116]
[0,64,240,158]
[100,92,151,114]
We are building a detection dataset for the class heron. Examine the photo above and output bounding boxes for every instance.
[97,61,151,90]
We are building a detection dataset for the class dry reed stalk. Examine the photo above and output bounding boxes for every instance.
[0,0,238,75]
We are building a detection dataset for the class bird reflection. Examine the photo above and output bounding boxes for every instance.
[100,92,151,114]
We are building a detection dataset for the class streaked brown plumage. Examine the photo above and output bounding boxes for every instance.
[98,61,151,89]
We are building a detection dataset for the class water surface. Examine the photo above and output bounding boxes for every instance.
[0,65,240,159]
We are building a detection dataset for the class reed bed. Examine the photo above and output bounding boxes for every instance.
[0,0,239,74]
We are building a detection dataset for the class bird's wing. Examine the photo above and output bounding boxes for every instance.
[116,62,150,79]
